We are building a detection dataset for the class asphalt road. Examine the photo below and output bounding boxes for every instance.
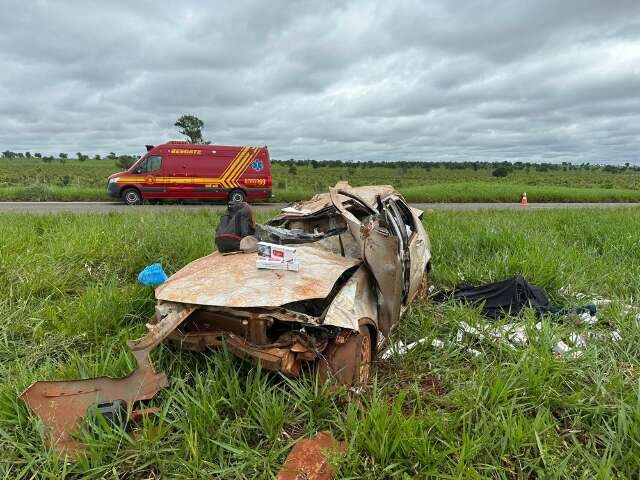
[0,201,639,214]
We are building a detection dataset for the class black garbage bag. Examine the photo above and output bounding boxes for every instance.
[438,275,595,319]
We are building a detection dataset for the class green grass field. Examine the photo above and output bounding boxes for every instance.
[2,158,640,203]
[1,208,639,477]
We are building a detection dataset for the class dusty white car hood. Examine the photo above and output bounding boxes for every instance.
[155,245,360,308]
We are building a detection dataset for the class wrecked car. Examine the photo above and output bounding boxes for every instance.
[153,182,432,384]
[20,182,431,452]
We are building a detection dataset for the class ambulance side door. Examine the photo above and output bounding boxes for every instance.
[166,154,193,198]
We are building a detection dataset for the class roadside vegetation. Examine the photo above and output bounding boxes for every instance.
[1,208,639,477]
[1,156,640,203]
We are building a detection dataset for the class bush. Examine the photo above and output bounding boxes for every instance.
[22,183,52,201]
[492,166,510,177]
[115,156,136,170]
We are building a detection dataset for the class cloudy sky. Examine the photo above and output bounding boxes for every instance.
[1,1,639,163]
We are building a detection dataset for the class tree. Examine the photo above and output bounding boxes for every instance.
[175,114,204,143]
[116,155,136,170]
[288,164,297,175]
[59,153,67,164]
[94,154,101,160]
[76,152,87,161]
[25,151,32,158]
[34,153,42,158]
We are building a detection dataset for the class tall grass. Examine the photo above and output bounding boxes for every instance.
[1,208,639,477]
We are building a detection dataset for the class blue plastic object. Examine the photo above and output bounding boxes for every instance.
[137,263,168,286]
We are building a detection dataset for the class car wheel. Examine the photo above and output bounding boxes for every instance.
[319,325,373,386]
[416,271,430,300]
[356,325,373,384]
[122,188,142,205]
[228,189,246,203]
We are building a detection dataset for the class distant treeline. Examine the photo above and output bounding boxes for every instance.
[1,150,637,173]
[1,150,138,169]
[272,158,639,174]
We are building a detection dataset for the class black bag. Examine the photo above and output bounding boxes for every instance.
[215,201,255,253]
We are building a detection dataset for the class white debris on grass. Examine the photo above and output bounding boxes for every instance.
[569,332,587,348]
[452,303,622,360]
[381,337,445,359]
[553,340,571,355]
[385,294,627,361]
[578,311,598,325]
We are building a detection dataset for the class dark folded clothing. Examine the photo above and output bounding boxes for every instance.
[435,275,595,319]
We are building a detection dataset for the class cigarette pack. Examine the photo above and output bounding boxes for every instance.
[256,258,300,271]
[256,242,296,262]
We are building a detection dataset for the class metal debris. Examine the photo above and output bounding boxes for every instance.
[277,431,346,480]
[19,346,167,453]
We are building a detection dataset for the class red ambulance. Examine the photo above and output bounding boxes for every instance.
[107,141,272,204]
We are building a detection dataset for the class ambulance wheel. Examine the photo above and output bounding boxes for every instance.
[122,188,142,205]
[228,189,246,203]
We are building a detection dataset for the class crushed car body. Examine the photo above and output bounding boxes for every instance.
[19,182,431,453]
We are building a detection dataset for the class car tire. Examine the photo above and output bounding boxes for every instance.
[416,271,430,300]
[122,188,142,205]
[355,325,373,384]
[318,325,373,386]
[228,189,246,203]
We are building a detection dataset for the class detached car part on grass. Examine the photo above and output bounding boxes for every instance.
[19,182,431,453]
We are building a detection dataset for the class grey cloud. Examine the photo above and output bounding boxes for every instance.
[0,0,639,163]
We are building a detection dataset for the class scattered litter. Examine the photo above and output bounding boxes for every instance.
[137,263,168,286]
[457,321,516,349]
[381,337,444,359]
[277,431,346,480]
[467,348,482,357]
[506,324,528,345]
[569,333,587,348]
[578,311,598,325]
[553,340,571,356]
[611,330,622,342]
[592,298,612,307]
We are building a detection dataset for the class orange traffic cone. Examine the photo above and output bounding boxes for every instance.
[520,192,528,206]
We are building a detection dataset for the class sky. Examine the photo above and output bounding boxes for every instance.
[1,0,639,164]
